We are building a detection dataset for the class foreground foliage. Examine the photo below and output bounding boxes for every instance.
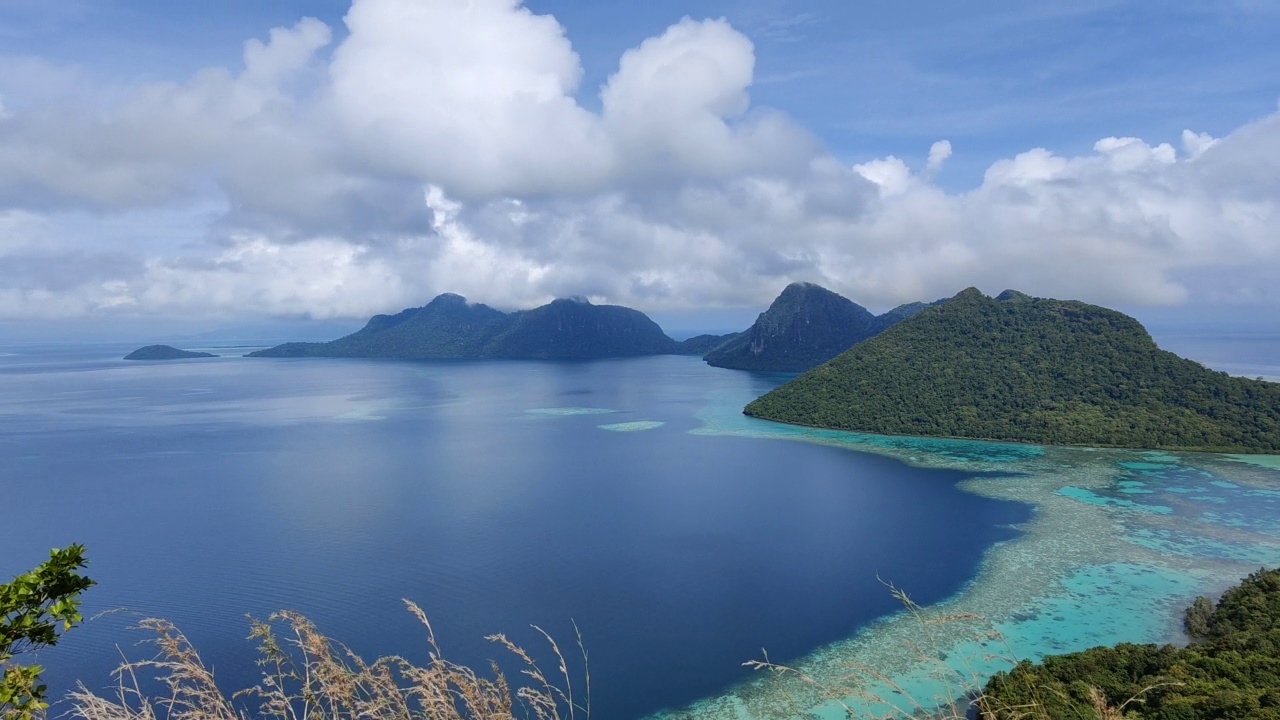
[1,545,95,720]
[980,567,1280,719]
[745,288,1280,453]
[67,604,588,720]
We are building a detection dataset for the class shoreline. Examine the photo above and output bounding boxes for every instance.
[655,389,1280,720]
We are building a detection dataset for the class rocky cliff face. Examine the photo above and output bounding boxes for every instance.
[704,282,917,372]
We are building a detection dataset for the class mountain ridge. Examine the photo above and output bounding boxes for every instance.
[248,294,697,360]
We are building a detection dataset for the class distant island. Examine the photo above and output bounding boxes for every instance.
[249,294,733,361]
[745,288,1280,453]
[704,282,933,372]
[124,345,218,360]
[244,284,930,366]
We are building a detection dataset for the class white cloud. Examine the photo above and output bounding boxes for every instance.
[601,17,817,178]
[328,0,610,197]
[923,140,952,178]
[1181,130,1219,159]
[0,0,1276,323]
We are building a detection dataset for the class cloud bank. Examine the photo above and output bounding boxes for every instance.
[0,0,1276,321]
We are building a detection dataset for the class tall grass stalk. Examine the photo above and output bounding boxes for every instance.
[66,602,588,720]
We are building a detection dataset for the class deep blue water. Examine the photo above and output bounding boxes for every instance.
[0,347,1030,719]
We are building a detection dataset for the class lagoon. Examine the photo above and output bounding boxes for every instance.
[3,343,1279,719]
[0,348,1026,719]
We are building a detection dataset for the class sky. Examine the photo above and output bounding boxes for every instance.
[0,0,1278,339]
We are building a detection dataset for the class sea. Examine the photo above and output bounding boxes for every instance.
[1,333,1278,720]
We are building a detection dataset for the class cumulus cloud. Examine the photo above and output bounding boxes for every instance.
[328,0,610,197]
[600,17,818,179]
[0,0,1276,323]
[923,140,952,178]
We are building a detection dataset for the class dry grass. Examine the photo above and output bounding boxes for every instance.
[58,589,1154,720]
[65,601,588,720]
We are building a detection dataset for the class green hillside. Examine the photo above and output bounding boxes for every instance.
[744,288,1280,453]
[981,568,1280,719]
[674,332,740,355]
[483,298,677,359]
[248,293,510,359]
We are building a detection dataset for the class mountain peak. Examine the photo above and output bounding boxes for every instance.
[429,292,469,306]
[952,287,988,303]
[705,283,917,372]
[996,289,1034,302]
[780,281,829,296]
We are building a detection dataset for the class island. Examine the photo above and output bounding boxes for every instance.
[123,345,218,360]
[744,287,1280,453]
[248,294,726,361]
[704,282,934,372]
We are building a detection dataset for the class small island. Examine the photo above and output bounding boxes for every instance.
[123,345,218,361]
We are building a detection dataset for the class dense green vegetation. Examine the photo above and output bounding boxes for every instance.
[981,568,1280,719]
[123,345,217,360]
[249,294,685,361]
[745,288,1280,453]
[703,282,930,372]
[1,545,94,720]
[673,332,740,355]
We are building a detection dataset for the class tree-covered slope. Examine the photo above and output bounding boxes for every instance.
[745,288,1280,453]
[705,282,925,372]
[248,293,512,359]
[483,298,677,359]
[248,294,683,361]
[674,333,740,356]
[868,300,933,334]
[981,568,1280,719]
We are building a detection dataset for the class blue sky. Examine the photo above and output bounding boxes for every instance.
[0,0,1277,336]
[5,0,1275,188]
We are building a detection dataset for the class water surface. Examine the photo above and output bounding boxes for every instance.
[0,347,1029,719]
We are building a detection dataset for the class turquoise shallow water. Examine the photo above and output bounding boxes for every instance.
[656,387,1280,720]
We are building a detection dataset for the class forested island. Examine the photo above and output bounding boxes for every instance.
[123,345,218,360]
[246,283,925,368]
[745,288,1280,453]
[981,568,1280,719]
[249,293,732,361]
[704,282,932,372]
